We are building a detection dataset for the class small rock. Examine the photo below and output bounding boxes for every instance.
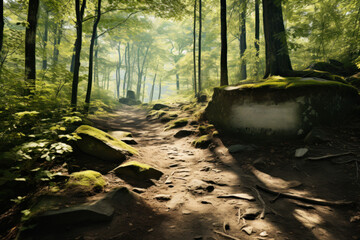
[212,169,221,173]
[154,194,172,201]
[228,144,255,153]
[200,200,212,205]
[242,226,253,235]
[153,103,170,110]
[295,148,308,158]
[182,209,191,215]
[194,236,203,240]
[121,137,138,145]
[165,178,173,184]
[113,161,163,181]
[217,193,255,201]
[260,231,268,237]
[243,208,261,220]
[132,188,146,194]
[187,179,214,194]
[169,163,179,168]
[174,130,195,138]
[200,166,211,172]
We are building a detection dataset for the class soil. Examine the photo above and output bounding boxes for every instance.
[11,104,360,240]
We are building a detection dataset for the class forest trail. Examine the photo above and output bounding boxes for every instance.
[33,104,360,240]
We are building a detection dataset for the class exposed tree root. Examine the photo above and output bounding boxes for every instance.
[256,185,354,206]
[307,152,355,161]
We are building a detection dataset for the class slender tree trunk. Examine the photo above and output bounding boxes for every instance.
[126,42,131,91]
[198,0,202,92]
[94,35,99,86]
[106,69,110,90]
[142,68,147,102]
[239,0,247,80]
[220,0,228,86]
[25,0,40,95]
[136,44,150,98]
[254,0,260,77]
[193,0,197,96]
[0,0,4,56]
[176,73,180,91]
[42,9,49,70]
[53,20,63,64]
[85,0,101,108]
[262,0,292,77]
[123,43,128,96]
[71,0,86,109]
[158,77,162,100]
[70,47,75,72]
[150,64,158,103]
[116,42,121,99]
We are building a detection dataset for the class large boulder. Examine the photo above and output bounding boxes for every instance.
[205,77,359,139]
[74,125,138,162]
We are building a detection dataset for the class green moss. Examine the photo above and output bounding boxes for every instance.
[165,118,188,130]
[66,170,106,192]
[75,125,138,156]
[192,134,212,149]
[236,76,356,92]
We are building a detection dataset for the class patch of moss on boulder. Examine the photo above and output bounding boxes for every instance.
[165,118,188,130]
[66,170,106,194]
[192,134,212,149]
[74,125,138,162]
[113,161,163,181]
[205,77,359,139]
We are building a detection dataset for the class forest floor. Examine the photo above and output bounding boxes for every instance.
[22,103,360,240]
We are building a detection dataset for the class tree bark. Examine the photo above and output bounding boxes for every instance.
[42,9,49,70]
[142,68,147,102]
[193,0,197,95]
[198,0,202,92]
[25,0,40,95]
[220,0,228,86]
[123,43,128,96]
[262,0,292,78]
[136,43,150,99]
[71,0,86,109]
[85,0,101,108]
[239,0,247,80]
[94,35,99,86]
[254,0,260,77]
[0,0,3,56]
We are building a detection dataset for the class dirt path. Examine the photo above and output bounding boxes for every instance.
[32,104,360,240]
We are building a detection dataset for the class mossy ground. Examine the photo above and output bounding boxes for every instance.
[165,118,188,130]
[75,125,138,156]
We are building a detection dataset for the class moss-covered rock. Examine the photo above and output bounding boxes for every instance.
[205,77,359,139]
[74,125,138,162]
[152,103,170,110]
[192,134,212,149]
[165,118,188,130]
[307,60,359,77]
[66,170,106,193]
[113,161,163,181]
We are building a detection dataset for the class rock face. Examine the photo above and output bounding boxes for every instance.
[113,161,163,181]
[74,125,138,162]
[205,77,359,139]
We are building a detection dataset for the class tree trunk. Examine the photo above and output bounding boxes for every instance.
[70,47,75,73]
[94,35,99,86]
[158,77,161,100]
[193,0,197,96]
[116,42,121,99]
[0,0,4,56]
[136,44,150,99]
[126,42,131,91]
[123,43,128,96]
[176,73,180,91]
[71,0,86,109]
[220,0,228,86]
[42,9,49,70]
[239,0,247,80]
[150,73,156,103]
[198,0,202,92]
[85,0,101,108]
[262,0,292,78]
[142,68,147,102]
[254,0,260,77]
[25,0,40,95]
[53,20,63,64]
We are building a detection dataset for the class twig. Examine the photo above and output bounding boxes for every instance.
[270,193,281,203]
[252,187,266,219]
[213,230,241,240]
[307,152,354,161]
[256,185,353,206]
